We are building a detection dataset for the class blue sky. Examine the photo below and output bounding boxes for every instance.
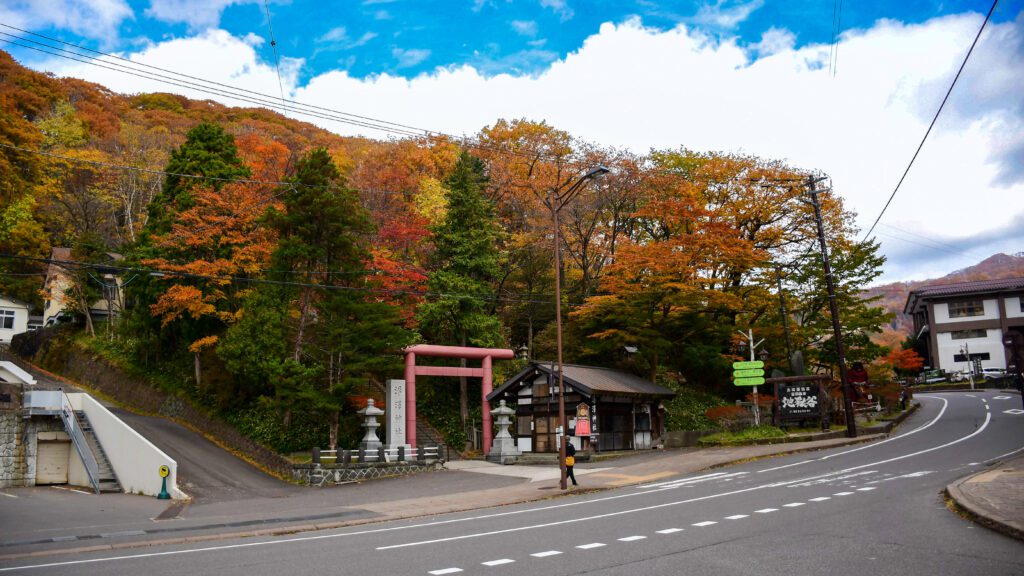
[3,1,1014,80]
[1,1,1022,283]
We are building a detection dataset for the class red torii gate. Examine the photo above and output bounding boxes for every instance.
[404,344,515,455]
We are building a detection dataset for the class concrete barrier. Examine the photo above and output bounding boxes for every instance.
[69,393,186,499]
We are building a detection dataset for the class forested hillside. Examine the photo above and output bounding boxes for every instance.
[0,49,894,450]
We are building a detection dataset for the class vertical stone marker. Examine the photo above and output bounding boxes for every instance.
[385,379,410,453]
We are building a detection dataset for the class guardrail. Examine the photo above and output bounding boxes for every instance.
[311,445,445,464]
[58,391,101,494]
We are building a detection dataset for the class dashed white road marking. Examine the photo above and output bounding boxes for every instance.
[965,394,977,398]
[725,515,749,520]
[783,502,805,508]
[856,487,876,492]
[618,536,646,542]
[576,543,605,549]
[656,528,684,534]
[481,559,514,567]
[0,492,17,499]
[986,405,990,411]
[755,508,778,514]
[1005,409,1024,415]
[834,492,855,496]
[993,396,1012,400]
[531,550,562,558]
[692,521,717,527]
[429,568,463,575]
[809,497,831,502]
[639,472,748,489]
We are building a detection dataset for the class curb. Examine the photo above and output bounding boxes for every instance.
[0,433,894,563]
[945,476,1024,542]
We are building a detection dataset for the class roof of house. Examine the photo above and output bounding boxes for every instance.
[0,361,37,385]
[0,295,30,309]
[487,362,676,401]
[904,277,1024,314]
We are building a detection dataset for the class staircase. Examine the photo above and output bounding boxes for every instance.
[416,419,459,460]
[73,411,122,493]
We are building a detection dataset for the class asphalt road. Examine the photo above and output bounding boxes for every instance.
[3,391,1022,575]
[110,409,300,503]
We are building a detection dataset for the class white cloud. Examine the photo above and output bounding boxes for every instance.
[0,0,133,42]
[318,26,348,43]
[391,47,430,68]
[511,20,539,37]
[690,0,764,29]
[145,0,260,30]
[751,26,795,56]
[541,0,574,22]
[42,13,1024,282]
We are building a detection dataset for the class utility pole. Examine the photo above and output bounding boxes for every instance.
[805,176,857,438]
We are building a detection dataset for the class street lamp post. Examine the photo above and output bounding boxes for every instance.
[547,165,609,491]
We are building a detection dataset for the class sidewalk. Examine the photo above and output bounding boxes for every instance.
[0,433,883,560]
[946,454,1024,541]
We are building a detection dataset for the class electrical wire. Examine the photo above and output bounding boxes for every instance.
[861,0,1000,241]
[261,0,288,118]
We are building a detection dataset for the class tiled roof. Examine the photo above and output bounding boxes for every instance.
[904,277,1024,314]
[488,362,676,401]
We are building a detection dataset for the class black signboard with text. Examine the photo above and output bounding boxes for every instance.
[778,382,821,419]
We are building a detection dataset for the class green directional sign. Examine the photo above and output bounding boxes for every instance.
[733,368,765,378]
[732,360,764,370]
[734,376,766,386]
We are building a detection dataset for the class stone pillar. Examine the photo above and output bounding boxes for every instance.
[385,379,410,452]
[486,400,521,464]
[482,355,493,456]
[357,399,385,451]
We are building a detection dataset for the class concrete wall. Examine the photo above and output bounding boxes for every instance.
[69,394,186,499]
[1007,296,1024,319]
[936,329,1007,372]
[933,298,1000,324]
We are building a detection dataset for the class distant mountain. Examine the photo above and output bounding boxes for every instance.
[864,253,1024,340]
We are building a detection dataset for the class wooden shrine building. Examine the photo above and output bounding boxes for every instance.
[486,362,676,453]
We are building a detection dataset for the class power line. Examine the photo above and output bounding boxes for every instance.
[261,0,288,118]
[832,0,844,77]
[0,24,817,183]
[861,0,999,241]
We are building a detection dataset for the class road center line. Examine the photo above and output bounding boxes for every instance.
[757,396,949,474]
[6,400,991,572]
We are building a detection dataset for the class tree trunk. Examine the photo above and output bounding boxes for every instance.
[79,293,95,337]
[194,352,202,389]
[293,287,311,361]
[329,411,339,451]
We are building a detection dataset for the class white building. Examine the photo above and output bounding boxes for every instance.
[0,295,30,344]
[904,277,1024,373]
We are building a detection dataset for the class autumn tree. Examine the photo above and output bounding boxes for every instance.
[417,151,505,430]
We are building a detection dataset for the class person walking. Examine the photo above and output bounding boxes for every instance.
[565,439,578,486]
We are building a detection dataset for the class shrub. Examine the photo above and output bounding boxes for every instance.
[705,405,753,431]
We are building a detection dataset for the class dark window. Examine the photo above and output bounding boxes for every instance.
[0,309,15,330]
[951,329,987,340]
[948,300,985,318]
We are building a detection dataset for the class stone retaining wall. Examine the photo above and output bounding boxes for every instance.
[292,461,441,486]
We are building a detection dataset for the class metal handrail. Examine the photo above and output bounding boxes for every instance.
[58,391,101,494]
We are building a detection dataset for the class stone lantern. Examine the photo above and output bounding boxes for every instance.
[486,399,521,464]
[358,398,385,451]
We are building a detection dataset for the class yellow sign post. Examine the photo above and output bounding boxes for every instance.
[157,465,171,500]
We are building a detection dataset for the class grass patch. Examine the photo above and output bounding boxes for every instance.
[699,425,787,445]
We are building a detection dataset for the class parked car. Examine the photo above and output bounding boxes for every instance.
[980,368,1006,379]
[916,368,947,384]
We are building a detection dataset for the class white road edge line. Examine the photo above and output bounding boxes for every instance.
[6,403,991,572]
[757,396,950,474]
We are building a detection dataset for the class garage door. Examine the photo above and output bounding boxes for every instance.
[37,441,71,485]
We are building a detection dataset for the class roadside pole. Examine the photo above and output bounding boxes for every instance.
[805,176,857,438]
